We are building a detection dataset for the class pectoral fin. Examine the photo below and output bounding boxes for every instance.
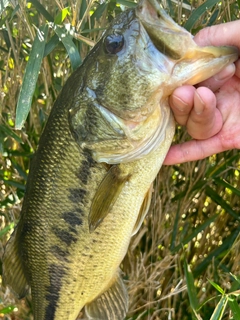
[2,228,29,298]
[85,270,128,320]
[89,165,130,232]
[132,184,153,236]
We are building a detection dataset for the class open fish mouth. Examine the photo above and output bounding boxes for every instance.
[136,0,238,89]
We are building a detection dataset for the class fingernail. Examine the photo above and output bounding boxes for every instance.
[194,92,205,115]
[214,63,235,81]
[171,94,189,112]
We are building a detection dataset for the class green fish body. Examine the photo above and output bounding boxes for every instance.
[3,0,238,319]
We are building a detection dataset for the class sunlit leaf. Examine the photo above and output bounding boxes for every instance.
[210,295,228,320]
[0,223,14,237]
[184,259,199,311]
[205,186,239,221]
[0,305,16,315]
[15,24,48,130]
[54,25,81,70]
[54,7,70,25]
[208,280,225,295]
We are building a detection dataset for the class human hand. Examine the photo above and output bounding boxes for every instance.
[164,21,240,165]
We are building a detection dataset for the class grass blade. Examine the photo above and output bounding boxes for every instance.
[228,296,240,320]
[0,124,23,143]
[184,259,199,311]
[54,25,81,70]
[205,186,239,221]
[15,24,48,130]
[184,0,220,31]
[208,280,225,295]
[214,178,240,197]
[210,295,228,320]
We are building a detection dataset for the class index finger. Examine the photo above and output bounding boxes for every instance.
[194,21,240,49]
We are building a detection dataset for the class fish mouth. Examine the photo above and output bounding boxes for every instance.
[136,0,238,88]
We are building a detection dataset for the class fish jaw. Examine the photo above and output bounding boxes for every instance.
[136,0,239,91]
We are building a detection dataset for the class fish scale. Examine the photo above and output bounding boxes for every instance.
[2,0,238,319]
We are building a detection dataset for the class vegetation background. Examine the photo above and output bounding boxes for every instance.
[0,0,239,319]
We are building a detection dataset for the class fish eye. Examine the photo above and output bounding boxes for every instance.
[104,34,124,54]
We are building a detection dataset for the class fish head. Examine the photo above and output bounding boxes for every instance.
[70,0,238,164]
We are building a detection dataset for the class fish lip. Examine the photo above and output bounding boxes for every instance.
[135,0,238,88]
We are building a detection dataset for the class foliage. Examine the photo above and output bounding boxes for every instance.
[0,0,240,319]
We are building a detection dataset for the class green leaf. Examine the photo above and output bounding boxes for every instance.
[54,7,70,25]
[54,25,81,70]
[3,179,26,190]
[214,178,240,197]
[28,0,54,22]
[0,223,14,238]
[0,305,15,315]
[44,34,60,57]
[206,153,239,178]
[205,186,239,221]
[15,24,48,130]
[184,259,199,311]
[0,124,23,143]
[184,0,220,31]
[228,296,240,320]
[90,3,108,22]
[208,280,225,295]
[210,295,228,320]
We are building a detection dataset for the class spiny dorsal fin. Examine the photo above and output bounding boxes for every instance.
[132,183,153,236]
[2,227,29,298]
[89,165,130,232]
[85,270,128,320]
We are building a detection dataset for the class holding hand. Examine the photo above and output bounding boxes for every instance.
[164,21,240,165]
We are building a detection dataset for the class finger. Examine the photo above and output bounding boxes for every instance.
[163,135,226,165]
[169,85,195,125]
[186,87,223,140]
[195,63,236,92]
[194,21,240,48]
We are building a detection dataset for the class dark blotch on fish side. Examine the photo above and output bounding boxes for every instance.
[45,264,66,320]
[62,211,83,227]
[76,153,95,185]
[20,221,33,238]
[52,227,78,246]
[68,188,87,203]
[50,245,70,263]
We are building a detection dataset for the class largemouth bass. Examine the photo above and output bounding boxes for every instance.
[3,0,238,319]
